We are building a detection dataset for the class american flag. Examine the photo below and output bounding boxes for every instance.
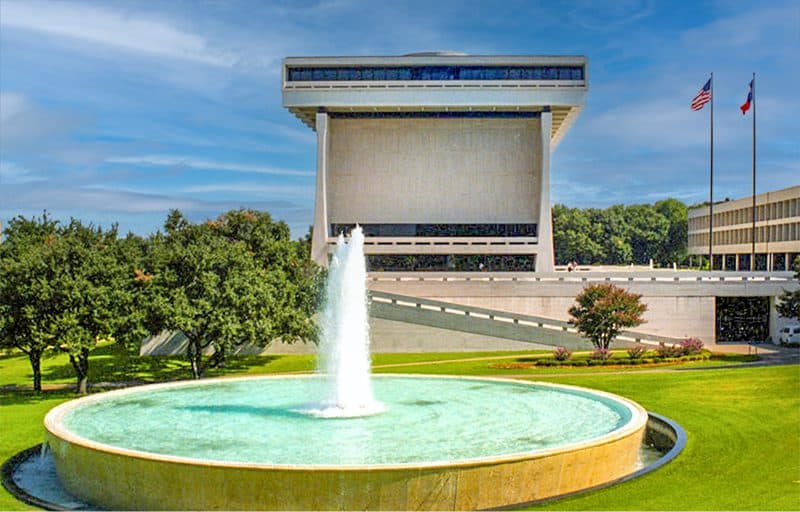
[691,78,712,111]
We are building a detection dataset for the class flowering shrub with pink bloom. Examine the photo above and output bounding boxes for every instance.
[626,345,647,359]
[591,348,613,360]
[656,342,683,358]
[679,337,705,355]
[553,346,573,361]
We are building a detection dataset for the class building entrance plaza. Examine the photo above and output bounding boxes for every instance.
[281,53,799,350]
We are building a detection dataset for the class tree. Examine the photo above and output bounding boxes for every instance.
[551,200,689,267]
[0,214,60,392]
[654,198,688,265]
[776,256,800,321]
[552,205,604,265]
[50,220,133,394]
[0,215,133,394]
[144,210,319,379]
[568,284,647,349]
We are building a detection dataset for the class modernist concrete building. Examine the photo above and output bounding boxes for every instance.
[282,53,588,272]
[688,185,800,271]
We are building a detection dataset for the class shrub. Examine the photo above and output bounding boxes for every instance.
[627,345,647,359]
[680,337,705,355]
[591,348,613,360]
[656,342,682,358]
[553,346,573,361]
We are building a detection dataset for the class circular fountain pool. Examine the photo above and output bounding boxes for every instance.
[45,375,647,510]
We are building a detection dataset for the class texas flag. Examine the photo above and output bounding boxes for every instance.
[740,79,754,115]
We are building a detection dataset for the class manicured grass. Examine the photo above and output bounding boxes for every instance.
[521,366,800,510]
[1,348,797,510]
[0,390,73,510]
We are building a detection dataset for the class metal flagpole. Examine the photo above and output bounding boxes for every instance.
[751,72,757,271]
[709,72,714,270]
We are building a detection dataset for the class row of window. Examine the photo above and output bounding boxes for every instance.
[366,254,537,272]
[287,66,584,82]
[331,223,538,238]
[704,253,799,271]
[689,197,800,231]
[328,111,540,119]
[688,222,800,247]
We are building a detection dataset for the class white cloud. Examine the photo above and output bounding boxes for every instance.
[0,92,28,123]
[0,161,45,184]
[182,183,314,195]
[0,1,235,67]
[106,155,314,177]
[569,0,655,31]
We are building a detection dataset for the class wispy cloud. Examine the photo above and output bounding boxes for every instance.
[0,1,235,67]
[0,161,46,185]
[182,183,314,195]
[0,183,299,213]
[106,155,314,177]
[569,0,655,31]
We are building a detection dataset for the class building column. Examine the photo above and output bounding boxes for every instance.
[311,112,330,266]
[735,254,740,271]
[786,252,791,271]
[537,108,554,272]
[721,254,726,271]
[767,253,773,272]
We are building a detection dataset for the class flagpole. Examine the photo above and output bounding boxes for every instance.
[709,72,714,270]
[751,72,757,271]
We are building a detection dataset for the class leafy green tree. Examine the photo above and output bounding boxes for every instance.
[654,199,688,265]
[552,200,688,267]
[624,204,669,264]
[776,256,800,321]
[0,215,134,394]
[50,220,134,394]
[552,205,604,265]
[0,214,60,392]
[144,210,319,379]
[568,283,647,349]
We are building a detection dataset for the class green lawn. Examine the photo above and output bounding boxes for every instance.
[1,348,798,510]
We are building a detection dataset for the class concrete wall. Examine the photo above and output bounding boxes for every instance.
[434,295,715,342]
[327,117,540,224]
[261,316,550,354]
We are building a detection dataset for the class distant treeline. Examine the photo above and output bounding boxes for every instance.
[552,199,688,267]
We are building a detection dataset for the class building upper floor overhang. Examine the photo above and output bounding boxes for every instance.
[281,54,588,148]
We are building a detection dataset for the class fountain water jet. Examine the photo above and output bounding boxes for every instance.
[308,226,384,418]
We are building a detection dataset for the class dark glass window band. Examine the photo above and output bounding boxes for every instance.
[328,112,540,119]
[287,66,584,82]
[366,254,537,272]
[331,223,538,238]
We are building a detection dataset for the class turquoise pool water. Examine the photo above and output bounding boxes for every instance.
[61,376,632,466]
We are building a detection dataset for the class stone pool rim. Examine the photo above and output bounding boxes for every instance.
[43,373,648,471]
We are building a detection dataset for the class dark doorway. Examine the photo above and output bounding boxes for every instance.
[716,297,770,342]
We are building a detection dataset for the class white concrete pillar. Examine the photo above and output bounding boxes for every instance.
[721,255,726,271]
[786,252,791,271]
[735,254,740,271]
[311,112,330,266]
[537,109,554,272]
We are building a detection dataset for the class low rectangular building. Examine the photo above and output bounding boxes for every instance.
[688,185,800,271]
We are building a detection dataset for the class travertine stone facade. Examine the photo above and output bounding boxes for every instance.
[327,117,540,224]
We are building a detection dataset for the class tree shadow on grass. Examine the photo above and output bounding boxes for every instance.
[0,388,76,406]
[40,344,284,385]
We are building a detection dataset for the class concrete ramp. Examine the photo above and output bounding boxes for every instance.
[369,291,683,350]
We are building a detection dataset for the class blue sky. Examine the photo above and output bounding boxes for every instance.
[1,0,798,238]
